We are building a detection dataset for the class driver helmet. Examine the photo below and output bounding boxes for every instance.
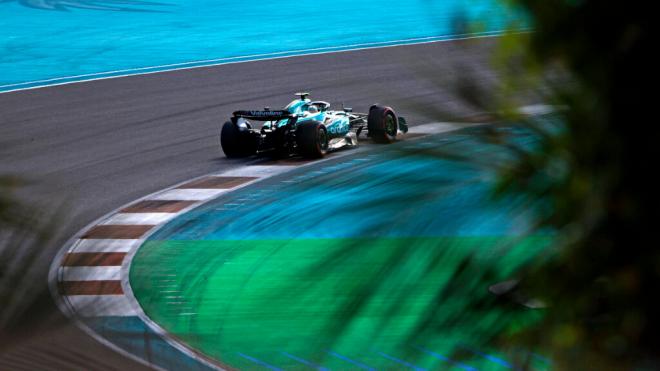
[307,105,319,114]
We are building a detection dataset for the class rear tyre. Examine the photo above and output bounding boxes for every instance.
[368,105,398,143]
[220,121,257,158]
[296,121,329,158]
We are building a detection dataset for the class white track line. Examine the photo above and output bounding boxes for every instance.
[100,212,177,225]
[65,295,138,317]
[0,31,526,95]
[218,165,297,177]
[407,122,471,135]
[147,188,229,201]
[61,266,122,281]
[72,239,142,253]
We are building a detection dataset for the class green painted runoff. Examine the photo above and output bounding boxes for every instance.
[131,236,550,370]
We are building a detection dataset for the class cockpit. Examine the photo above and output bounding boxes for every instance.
[302,104,319,117]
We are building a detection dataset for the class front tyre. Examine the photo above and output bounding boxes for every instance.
[220,121,257,158]
[296,121,329,158]
[368,105,398,143]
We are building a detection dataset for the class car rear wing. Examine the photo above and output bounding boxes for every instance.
[232,110,293,121]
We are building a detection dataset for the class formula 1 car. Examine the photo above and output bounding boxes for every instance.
[220,92,408,158]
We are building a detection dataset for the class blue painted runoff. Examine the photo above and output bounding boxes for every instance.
[149,129,540,242]
[0,0,526,91]
[88,316,215,370]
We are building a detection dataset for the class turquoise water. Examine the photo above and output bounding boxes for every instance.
[0,0,523,91]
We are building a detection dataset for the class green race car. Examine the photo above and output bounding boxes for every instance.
[220,92,408,158]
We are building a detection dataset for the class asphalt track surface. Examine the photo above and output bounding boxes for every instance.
[0,38,503,369]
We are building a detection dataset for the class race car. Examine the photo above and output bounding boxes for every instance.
[220,92,408,158]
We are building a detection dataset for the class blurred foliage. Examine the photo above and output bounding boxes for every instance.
[485,0,657,369]
[0,176,63,350]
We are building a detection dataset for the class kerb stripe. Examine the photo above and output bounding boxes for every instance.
[81,225,153,239]
[62,252,126,266]
[59,281,124,295]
